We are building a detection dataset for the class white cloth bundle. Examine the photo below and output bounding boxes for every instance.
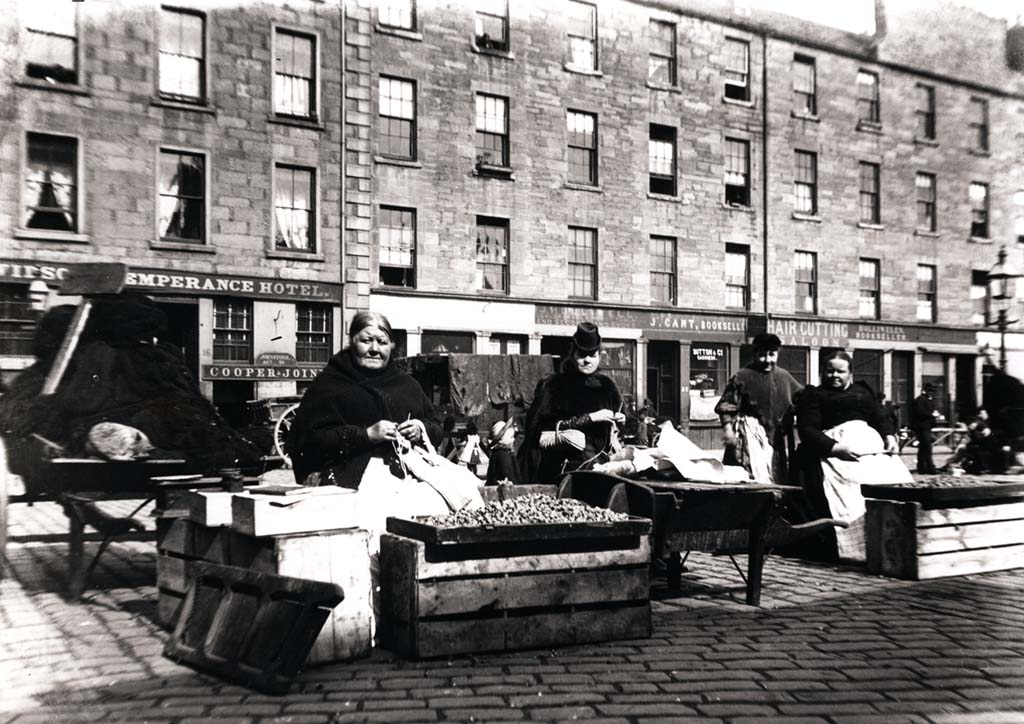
[539,422,586,451]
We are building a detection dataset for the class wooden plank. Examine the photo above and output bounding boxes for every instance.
[379,534,419,658]
[863,481,1024,505]
[411,536,650,578]
[157,517,192,556]
[865,499,919,578]
[156,552,192,594]
[916,543,1024,579]
[917,520,1024,555]
[157,588,186,630]
[417,566,649,616]
[916,501,1024,527]
[231,488,361,537]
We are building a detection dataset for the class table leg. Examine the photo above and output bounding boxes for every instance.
[745,511,770,606]
[66,501,85,602]
[667,551,683,593]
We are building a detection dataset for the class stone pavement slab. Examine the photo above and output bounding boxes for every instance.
[2,498,1024,724]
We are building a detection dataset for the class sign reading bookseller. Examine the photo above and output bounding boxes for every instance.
[0,260,343,303]
[535,304,746,341]
[202,364,319,381]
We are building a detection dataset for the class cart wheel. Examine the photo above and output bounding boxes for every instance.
[274,403,300,466]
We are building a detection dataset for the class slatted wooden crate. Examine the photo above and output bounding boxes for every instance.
[864,478,1024,580]
[379,515,652,658]
[156,517,372,664]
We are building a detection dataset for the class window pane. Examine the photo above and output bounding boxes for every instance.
[274,166,315,252]
[275,31,314,117]
[296,303,332,364]
[689,343,729,421]
[379,0,414,28]
[160,9,204,99]
[476,218,509,292]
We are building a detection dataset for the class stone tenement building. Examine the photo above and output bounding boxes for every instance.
[2,0,1023,440]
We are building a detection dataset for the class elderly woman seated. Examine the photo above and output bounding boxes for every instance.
[795,351,912,562]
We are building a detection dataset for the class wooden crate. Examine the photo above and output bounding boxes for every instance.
[865,497,1024,580]
[156,517,372,664]
[379,516,652,658]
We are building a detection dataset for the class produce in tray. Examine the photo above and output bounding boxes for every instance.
[422,494,629,527]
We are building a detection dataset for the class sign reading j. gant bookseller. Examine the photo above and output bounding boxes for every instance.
[535,304,746,341]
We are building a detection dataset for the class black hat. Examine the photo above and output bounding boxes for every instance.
[573,322,602,353]
[751,332,782,351]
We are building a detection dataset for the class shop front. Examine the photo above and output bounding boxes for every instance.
[0,260,343,423]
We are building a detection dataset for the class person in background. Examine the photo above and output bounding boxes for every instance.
[485,418,521,485]
[518,322,625,483]
[912,383,941,474]
[879,393,900,436]
[715,333,803,484]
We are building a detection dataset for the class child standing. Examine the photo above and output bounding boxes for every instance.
[485,419,521,486]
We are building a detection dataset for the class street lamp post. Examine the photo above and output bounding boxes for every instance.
[986,246,1022,371]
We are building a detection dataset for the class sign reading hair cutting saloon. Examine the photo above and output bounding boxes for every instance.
[0,260,343,303]
[202,364,319,380]
[767,319,849,348]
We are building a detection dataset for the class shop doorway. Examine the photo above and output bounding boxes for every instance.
[212,381,255,429]
[892,351,914,429]
[646,341,678,419]
[156,301,200,382]
[955,354,977,421]
[922,353,948,421]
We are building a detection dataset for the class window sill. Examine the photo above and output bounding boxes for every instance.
[471,42,514,60]
[375,155,422,168]
[15,228,90,244]
[474,164,515,180]
[16,80,90,96]
[646,81,680,93]
[722,96,754,108]
[476,290,511,298]
[856,120,883,134]
[150,240,216,253]
[723,202,754,213]
[792,212,821,222]
[268,115,325,131]
[266,249,326,261]
[151,98,217,116]
[790,110,820,123]
[968,148,992,158]
[563,63,603,77]
[564,182,602,193]
[647,192,680,203]
[857,222,885,230]
[914,229,940,238]
[375,24,422,41]
[968,236,994,244]
[913,136,939,147]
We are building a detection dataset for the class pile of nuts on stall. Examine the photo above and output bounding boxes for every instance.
[424,494,629,527]
[904,474,1015,487]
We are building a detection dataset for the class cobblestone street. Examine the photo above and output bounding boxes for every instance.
[2,496,1023,724]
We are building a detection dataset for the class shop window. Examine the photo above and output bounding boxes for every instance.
[689,343,728,422]
[475,93,509,169]
[159,7,206,103]
[724,138,750,207]
[853,351,883,398]
[915,84,935,140]
[600,340,635,409]
[390,329,408,360]
[158,148,205,243]
[970,182,989,239]
[916,173,936,232]
[858,258,880,320]
[649,235,676,305]
[916,264,936,323]
[274,164,316,252]
[971,270,989,326]
[378,0,415,30]
[296,303,332,364]
[274,28,316,119]
[475,0,508,51]
[856,70,879,125]
[540,335,572,368]
[568,226,597,300]
[648,20,675,85]
[489,334,527,355]
[725,244,750,311]
[859,162,880,224]
[379,76,416,160]
[723,37,749,101]
[567,110,597,186]
[793,54,816,115]
[476,216,509,293]
[794,150,817,215]
[24,132,79,233]
[0,284,35,356]
[969,97,989,152]
[566,1,597,71]
[794,250,817,315]
[648,124,676,196]
[213,298,252,362]
[922,353,947,420]
[379,206,416,288]
[23,2,77,84]
[422,331,474,354]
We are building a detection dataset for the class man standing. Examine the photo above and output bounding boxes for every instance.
[912,383,941,474]
[715,333,803,484]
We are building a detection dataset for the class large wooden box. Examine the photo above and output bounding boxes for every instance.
[865,479,1024,580]
[231,487,361,537]
[156,518,372,664]
[379,516,652,658]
